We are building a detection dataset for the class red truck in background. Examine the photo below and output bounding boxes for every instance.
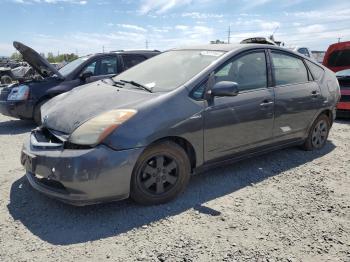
[323,41,350,117]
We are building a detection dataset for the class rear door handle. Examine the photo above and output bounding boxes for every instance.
[260,100,274,106]
[311,90,319,97]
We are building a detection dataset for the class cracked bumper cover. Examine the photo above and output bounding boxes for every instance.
[21,135,144,205]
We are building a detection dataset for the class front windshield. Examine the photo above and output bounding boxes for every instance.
[58,56,89,77]
[113,50,225,92]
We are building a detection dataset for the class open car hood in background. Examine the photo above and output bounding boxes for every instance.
[13,41,63,79]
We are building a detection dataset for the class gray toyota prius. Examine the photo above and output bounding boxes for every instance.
[21,44,340,205]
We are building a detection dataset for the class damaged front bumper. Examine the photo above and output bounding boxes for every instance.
[21,129,144,205]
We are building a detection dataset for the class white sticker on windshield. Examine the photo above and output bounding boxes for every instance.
[145,82,156,88]
[200,51,222,57]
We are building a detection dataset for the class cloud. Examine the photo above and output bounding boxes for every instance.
[175,25,189,31]
[139,0,192,14]
[298,24,326,34]
[260,21,280,31]
[117,24,147,32]
[181,12,223,19]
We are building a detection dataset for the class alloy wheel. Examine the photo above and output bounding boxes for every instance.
[311,119,328,149]
[137,154,179,195]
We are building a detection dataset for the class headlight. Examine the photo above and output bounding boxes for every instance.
[68,109,137,146]
[7,85,29,101]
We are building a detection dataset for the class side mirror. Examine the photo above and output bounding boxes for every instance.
[209,81,239,97]
[80,71,93,81]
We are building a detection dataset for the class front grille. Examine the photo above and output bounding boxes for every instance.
[34,127,92,150]
[340,95,350,102]
[34,128,63,144]
[64,142,92,150]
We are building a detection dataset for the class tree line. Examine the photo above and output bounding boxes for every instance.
[10,52,78,63]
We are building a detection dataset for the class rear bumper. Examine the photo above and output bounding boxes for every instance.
[0,100,34,119]
[21,134,144,205]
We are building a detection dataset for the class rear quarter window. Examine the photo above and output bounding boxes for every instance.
[305,60,324,81]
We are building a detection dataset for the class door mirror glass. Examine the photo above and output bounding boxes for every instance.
[80,71,93,81]
[210,81,239,97]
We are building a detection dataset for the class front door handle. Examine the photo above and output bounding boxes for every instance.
[260,100,274,107]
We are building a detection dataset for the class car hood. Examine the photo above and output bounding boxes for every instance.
[13,41,63,79]
[41,81,158,134]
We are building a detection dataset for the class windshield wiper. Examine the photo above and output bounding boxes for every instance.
[102,78,125,87]
[120,79,152,93]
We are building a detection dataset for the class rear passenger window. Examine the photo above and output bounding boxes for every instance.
[99,57,118,75]
[305,60,324,81]
[214,51,267,91]
[271,52,309,86]
[122,54,146,70]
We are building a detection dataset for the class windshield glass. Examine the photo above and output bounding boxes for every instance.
[58,56,89,77]
[113,50,225,92]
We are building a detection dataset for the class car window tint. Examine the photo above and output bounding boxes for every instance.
[305,60,324,81]
[192,81,207,99]
[82,61,97,75]
[99,57,118,75]
[214,52,267,91]
[272,52,309,85]
[122,54,146,70]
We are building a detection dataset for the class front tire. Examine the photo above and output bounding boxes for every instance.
[130,141,191,205]
[1,75,12,85]
[301,114,330,151]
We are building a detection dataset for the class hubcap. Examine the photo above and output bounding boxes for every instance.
[311,119,328,148]
[138,155,179,195]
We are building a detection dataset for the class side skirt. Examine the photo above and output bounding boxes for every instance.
[193,139,304,175]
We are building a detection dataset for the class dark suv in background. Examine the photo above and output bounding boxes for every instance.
[0,41,159,124]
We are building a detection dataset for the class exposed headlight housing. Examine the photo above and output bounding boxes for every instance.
[68,109,137,146]
[7,85,29,101]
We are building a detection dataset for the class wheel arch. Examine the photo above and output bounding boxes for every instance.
[146,136,197,172]
[306,108,334,138]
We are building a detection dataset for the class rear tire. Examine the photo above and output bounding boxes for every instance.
[33,99,48,126]
[1,75,12,85]
[301,114,330,151]
[130,141,191,205]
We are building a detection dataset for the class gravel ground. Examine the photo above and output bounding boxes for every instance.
[0,114,349,262]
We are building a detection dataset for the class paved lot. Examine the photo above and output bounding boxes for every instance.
[0,114,349,262]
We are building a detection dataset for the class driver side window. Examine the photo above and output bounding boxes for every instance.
[214,51,267,91]
[82,61,97,75]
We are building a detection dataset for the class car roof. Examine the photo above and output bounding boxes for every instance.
[170,43,288,52]
[84,50,160,57]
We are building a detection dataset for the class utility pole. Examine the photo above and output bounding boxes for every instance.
[145,40,149,49]
[338,37,342,43]
[102,46,105,53]
[227,25,231,44]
